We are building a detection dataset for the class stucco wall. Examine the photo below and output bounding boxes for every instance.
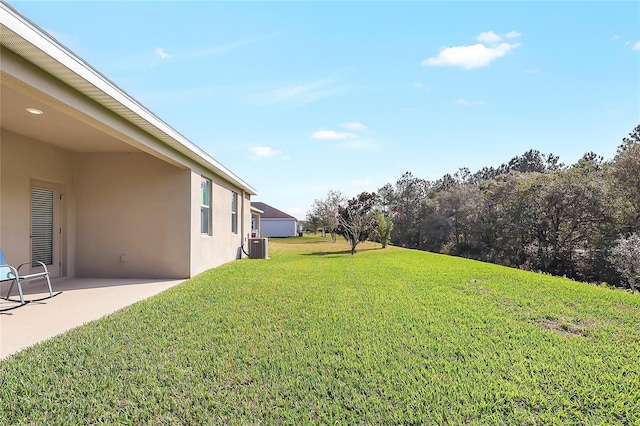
[0,130,76,277]
[1,136,250,280]
[75,152,191,278]
[189,171,251,276]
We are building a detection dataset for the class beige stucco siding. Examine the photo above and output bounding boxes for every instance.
[75,152,191,279]
[189,172,251,276]
[0,132,249,280]
[0,130,77,276]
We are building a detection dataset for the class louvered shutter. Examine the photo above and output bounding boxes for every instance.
[31,188,54,266]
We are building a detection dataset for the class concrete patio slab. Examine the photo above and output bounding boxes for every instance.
[0,277,184,360]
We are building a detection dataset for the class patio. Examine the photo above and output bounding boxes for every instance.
[0,277,184,359]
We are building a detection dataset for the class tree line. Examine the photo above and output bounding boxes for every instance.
[307,125,640,290]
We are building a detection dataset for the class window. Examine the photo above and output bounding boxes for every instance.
[201,177,211,235]
[231,192,238,234]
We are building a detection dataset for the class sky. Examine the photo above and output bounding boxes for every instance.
[8,1,640,219]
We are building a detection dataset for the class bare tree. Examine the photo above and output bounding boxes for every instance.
[336,192,378,255]
[610,233,640,291]
[306,190,345,241]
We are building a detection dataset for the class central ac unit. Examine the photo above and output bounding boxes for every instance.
[248,238,269,259]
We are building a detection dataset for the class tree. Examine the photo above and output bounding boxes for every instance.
[306,190,345,241]
[621,124,640,147]
[436,184,484,257]
[572,151,604,172]
[476,172,522,266]
[336,192,377,255]
[609,125,640,233]
[609,233,640,291]
[375,211,394,248]
[503,149,564,174]
[384,172,431,249]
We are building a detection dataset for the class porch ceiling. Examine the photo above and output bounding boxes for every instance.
[1,77,138,153]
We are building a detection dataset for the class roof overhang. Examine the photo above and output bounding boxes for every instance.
[0,2,256,195]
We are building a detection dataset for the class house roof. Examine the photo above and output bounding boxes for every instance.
[0,2,257,195]
[251,202,297,220]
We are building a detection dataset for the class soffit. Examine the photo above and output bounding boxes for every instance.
[1,75,137,153]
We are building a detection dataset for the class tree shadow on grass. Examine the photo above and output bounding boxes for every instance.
[302,247,384,257]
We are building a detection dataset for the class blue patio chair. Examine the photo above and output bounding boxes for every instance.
[0,247,61,311]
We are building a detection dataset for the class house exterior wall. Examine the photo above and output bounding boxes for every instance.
[261,218,298,238]
[0,130,77,277]
[1,5,256,280]
[0,131,252,280]
[75,152,191,279]
[189,171,251,276]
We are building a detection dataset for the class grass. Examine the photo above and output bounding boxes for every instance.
[1,235,639,424]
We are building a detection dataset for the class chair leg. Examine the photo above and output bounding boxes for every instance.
[17,279,25,304]
[5,279,25,304]
[44,274,54,298]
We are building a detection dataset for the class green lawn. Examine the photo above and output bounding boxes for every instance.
[1,236,639,424]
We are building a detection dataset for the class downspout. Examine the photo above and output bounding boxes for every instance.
[241,190,247,257]
[0,134,2,246]
[241,190,246,240]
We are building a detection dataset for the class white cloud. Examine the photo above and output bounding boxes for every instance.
[254,73,344,107]
[189,33,281,58]
[311,130,358,140]
[612,35,621,41]
[250,146,280,158]
[633,41,640,51]
[148,33,280,65]
[477,31,503,45]
[423,31,521,70]
[423,42,520,70]
[453,98,486,106]
[155,48,170,59]
[340,122,368,131]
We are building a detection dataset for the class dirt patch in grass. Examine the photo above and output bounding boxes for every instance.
[616,304,640,313]
[539,318,595,337]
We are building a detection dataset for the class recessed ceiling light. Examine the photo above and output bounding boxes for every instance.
[26,108,43,115]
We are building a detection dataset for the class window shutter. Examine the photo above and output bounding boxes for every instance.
[31,188,54,266]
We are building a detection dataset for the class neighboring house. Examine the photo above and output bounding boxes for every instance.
[250,202,298,238]
[0,3,257,279]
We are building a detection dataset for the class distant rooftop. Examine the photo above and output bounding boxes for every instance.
[251,202,296,220]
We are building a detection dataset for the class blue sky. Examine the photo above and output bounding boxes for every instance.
[10,1,640,219]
